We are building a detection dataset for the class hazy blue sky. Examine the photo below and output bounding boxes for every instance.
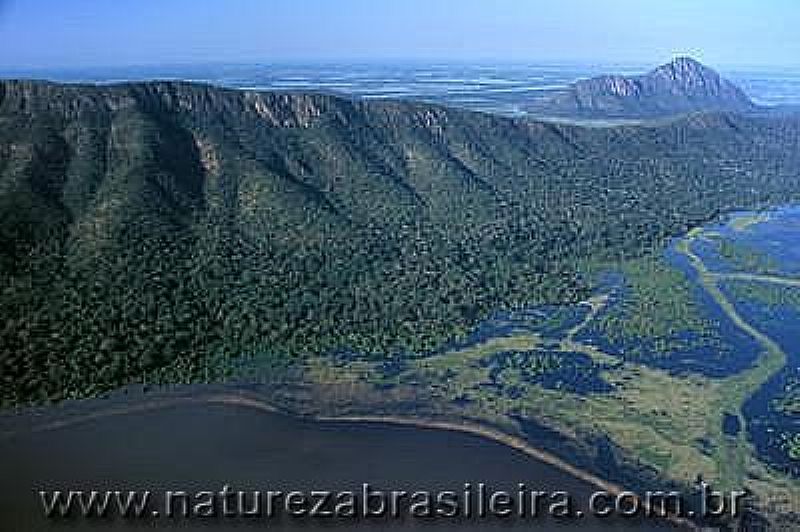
[1,0,798,69]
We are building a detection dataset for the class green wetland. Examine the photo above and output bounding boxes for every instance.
[299,205,800,528]
[3,206,798,530]
[3,81,800,529]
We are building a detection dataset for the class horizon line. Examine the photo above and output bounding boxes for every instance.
[2,56,800,74]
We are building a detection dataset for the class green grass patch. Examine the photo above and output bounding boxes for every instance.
[725,281,800,310]
[598,257,712,341]
[713,236,782,275]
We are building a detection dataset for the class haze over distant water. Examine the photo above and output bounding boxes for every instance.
[5,62,800,117]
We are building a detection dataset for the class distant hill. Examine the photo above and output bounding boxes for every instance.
[2,79,800,405]
[528,57,757,119]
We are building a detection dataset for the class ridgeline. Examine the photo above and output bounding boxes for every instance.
[2,79,800,405]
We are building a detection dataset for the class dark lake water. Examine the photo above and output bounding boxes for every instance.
[0,395,677,531]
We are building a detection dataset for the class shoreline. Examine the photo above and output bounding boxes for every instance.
[313,413,697,531]
[0,388,697,530]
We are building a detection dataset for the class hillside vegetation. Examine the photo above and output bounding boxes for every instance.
[2,80,800,405]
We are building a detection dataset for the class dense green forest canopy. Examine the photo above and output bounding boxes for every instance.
[2,79,800,405]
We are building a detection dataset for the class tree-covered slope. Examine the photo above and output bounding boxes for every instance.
[2,79,800,405]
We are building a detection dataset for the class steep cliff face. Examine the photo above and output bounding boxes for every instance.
[2,79,800,405]
[530,57,756,119]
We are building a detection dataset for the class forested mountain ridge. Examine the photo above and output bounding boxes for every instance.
[528,57,757,119]
[2,79,800,405]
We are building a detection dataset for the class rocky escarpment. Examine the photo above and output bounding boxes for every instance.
[529,57,756,119]
[2,79,800,408]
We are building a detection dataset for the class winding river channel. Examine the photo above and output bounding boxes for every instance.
[678,206,800,476]
[2,207,799,531]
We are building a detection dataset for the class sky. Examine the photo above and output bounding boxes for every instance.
[1,0,799,70]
